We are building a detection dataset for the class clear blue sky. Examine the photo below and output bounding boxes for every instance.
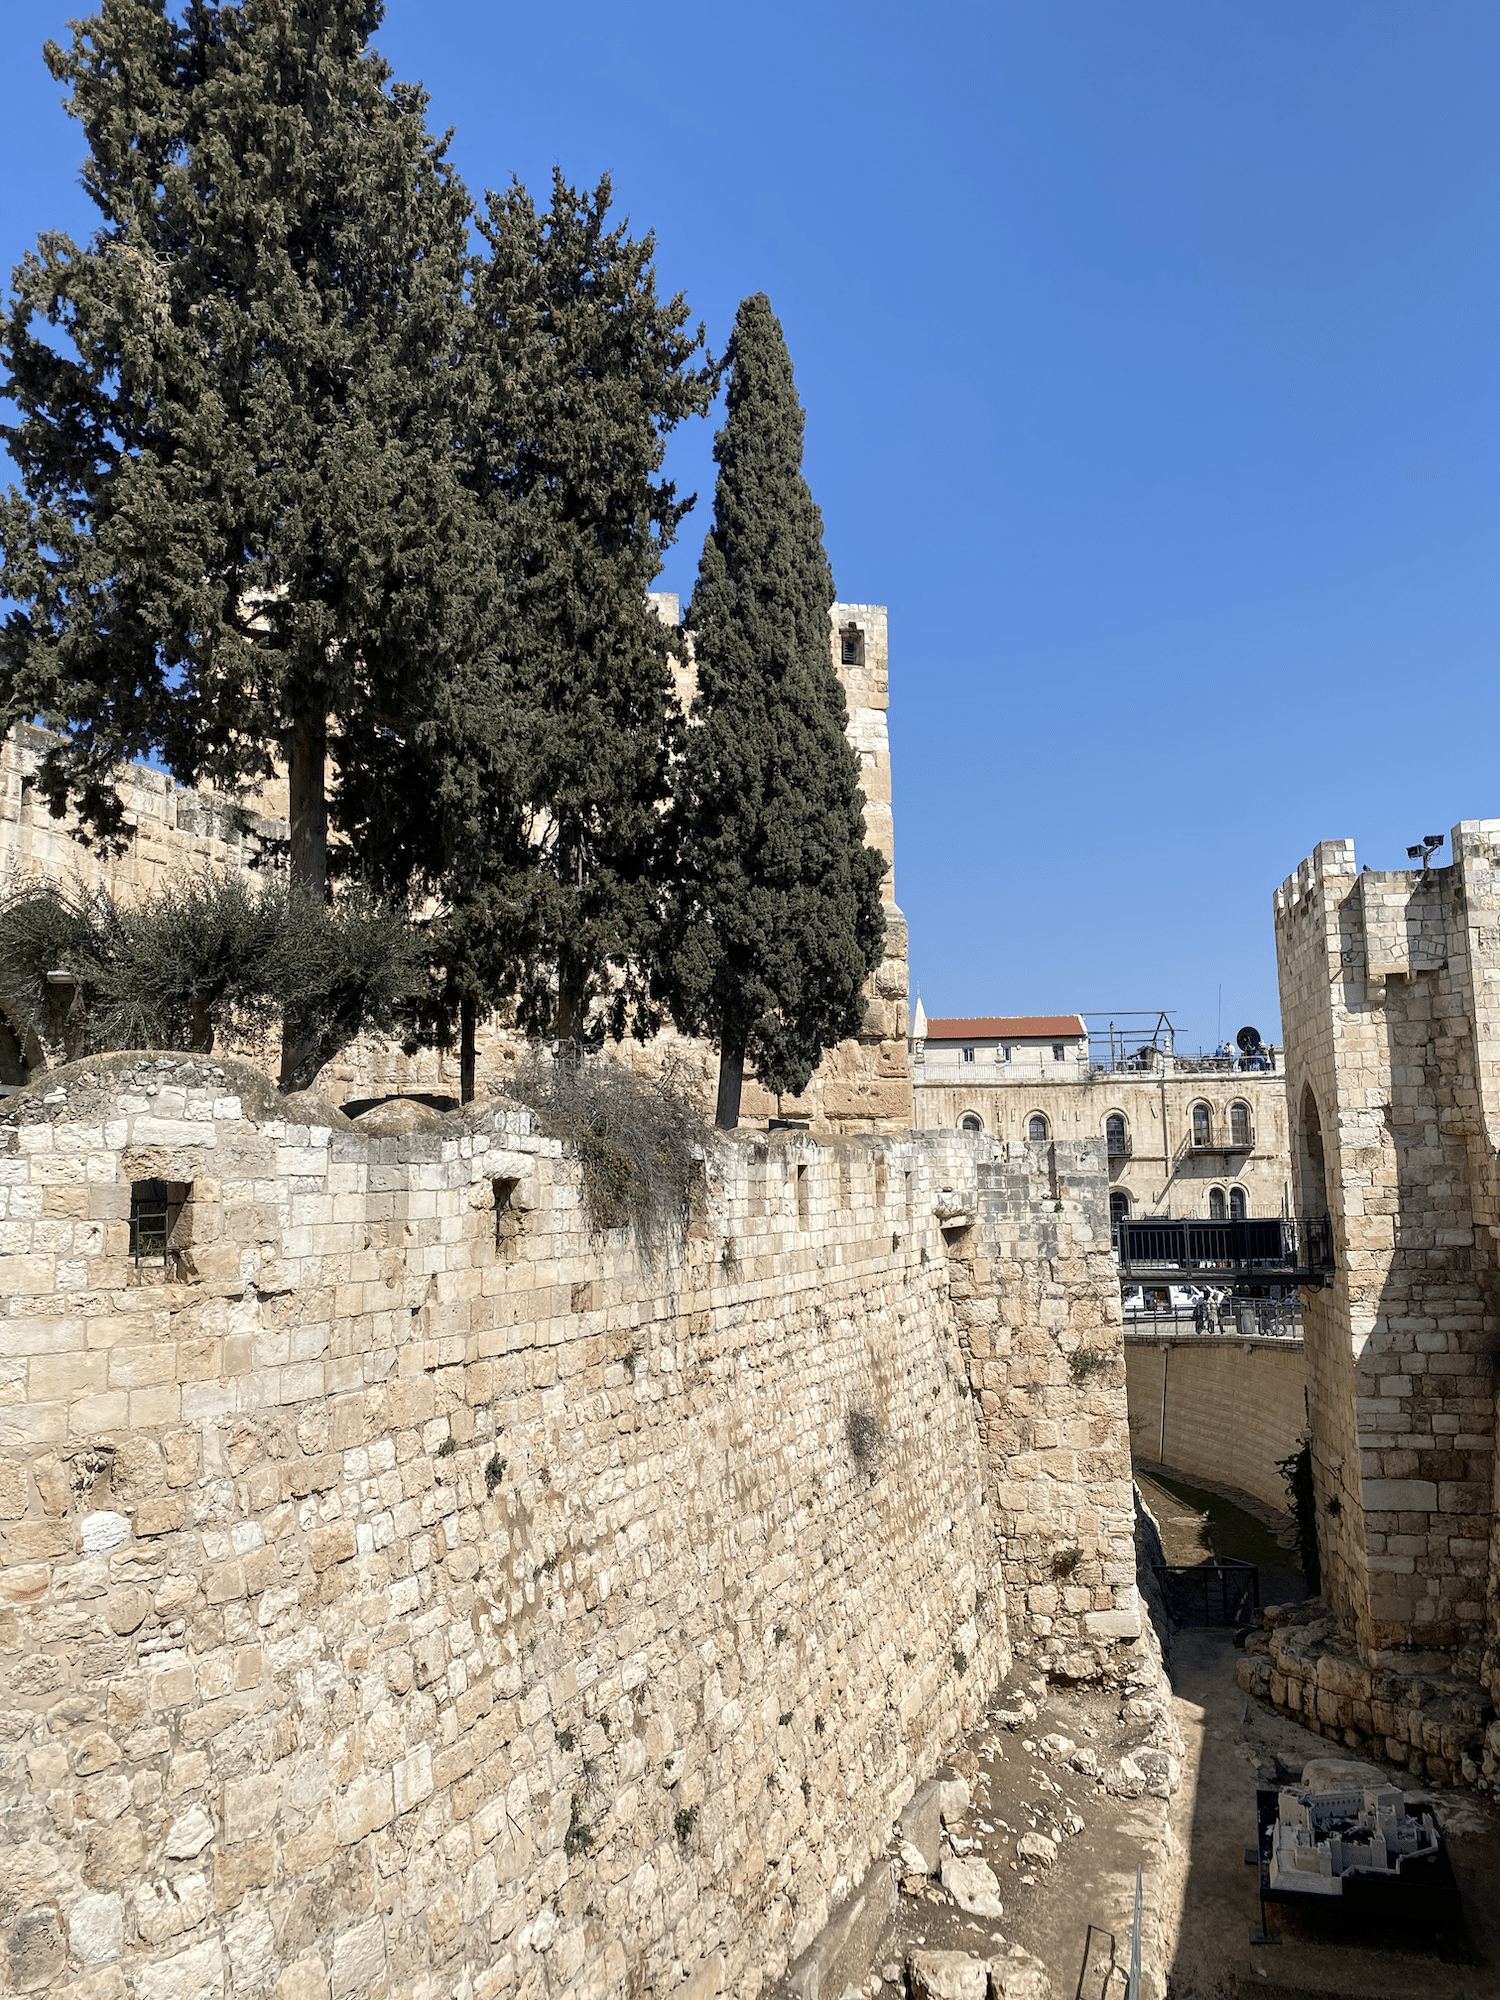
[3,2,1497,1053]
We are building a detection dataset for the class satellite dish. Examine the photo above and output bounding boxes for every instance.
[1236,1026,1262,1055]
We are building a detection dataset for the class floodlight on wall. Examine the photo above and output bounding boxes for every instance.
[1405,834,1444,875]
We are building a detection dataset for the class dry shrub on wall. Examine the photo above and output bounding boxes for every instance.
[510,1048,710,1264]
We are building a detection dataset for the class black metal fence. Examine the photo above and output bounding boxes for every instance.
[1155,1561,1259,1628]
[1118,1215,1333,1280]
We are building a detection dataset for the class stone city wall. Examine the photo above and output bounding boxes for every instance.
[0,605,910,1137]
[0,1054,1146,2000]
[1123,1335,1307,1515]
[936,1137,1141,1681]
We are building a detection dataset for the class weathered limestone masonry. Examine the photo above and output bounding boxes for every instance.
[1239,826,1500,1787]
[0,1052,1134,2000]
[933,1137,1141,1682]
[0,604,911,1136]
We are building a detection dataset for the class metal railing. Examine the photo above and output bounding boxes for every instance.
[1117,1215,1334,1282]
[1124,1304,1303,1341]
[1155,1560,1260,1628]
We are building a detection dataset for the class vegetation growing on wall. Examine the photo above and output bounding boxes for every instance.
[509,1051,708,1263]
[1276,1436,1321,1594]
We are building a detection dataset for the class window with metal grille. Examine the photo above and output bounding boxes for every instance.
[1230,1101,1252,1147]
[839,624,864,667]
[1028,1113,1049,1141]
[961,1113,982,1133]
[129,1180,190,1267]
[1192,1102,1213,1146]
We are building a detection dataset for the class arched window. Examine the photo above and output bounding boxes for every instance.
[1229,1186,1248,1220]
[1192,1102,1213,1147]
[1208,1187,1227,1220]
[1300,1083,1329,1219]
[1105,1113,1128,1157]
[1230,1101,1252,1147]
[960,1113,983,1134]
[1109,1191,1130,1223]
[1027,1113,1050,1141]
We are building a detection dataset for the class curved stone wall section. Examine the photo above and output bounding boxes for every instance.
[0,1058,999,2000]
[1124,1335,1307,1513]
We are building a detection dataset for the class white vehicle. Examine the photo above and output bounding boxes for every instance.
[1122,1282,1211,1316]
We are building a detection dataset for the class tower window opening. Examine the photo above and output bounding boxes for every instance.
[839,624,865,667]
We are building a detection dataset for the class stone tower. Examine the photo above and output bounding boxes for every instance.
[1274,826,1500,1674]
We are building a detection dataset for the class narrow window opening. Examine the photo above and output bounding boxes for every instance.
[1229,1186,1248,1221]
[1027,1113,1049,1141]
[1052,1043,1064,1061]
[962,1046,975,1064]
[1002,1045,1012,1062]
[130,1179,191,1272]
[1230,1101,1251,1147]
[875,1160,888,1206]
[1105,1113,1128,1157]
[493,1177,522,1259]
[796,1163,809,1226]
[1209,1186,1227,1221]
[1192,1102,1213,1147]
[839,623,865,667]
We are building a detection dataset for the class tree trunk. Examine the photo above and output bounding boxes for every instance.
[715,1026,748,1131]
[189,994,214,1054]
[281,713,328,1089]
[555,971,585,1048]
[288,715,328,897]
[460,995,477,1105]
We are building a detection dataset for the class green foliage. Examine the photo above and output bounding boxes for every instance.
[1052,1545,1083,1580]
[1068,1348,1112,1384]
[0,0,476,902]
[374,174,715,1059]
[0,873,421,1084]
[674,1805,698,1844]
[666,294,887,1125]
[436,1437,457,1459]
[563,1795,593,1858]
[509,1049,708,1263]
[484,1455,507,1496]
[1276,1436,1321,1593]
[952,1647,969,1676]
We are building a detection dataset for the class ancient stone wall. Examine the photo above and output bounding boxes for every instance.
[0,605,911,1136]
[0,1054,1049,2000]
[936,1136,1141,1681]
[1123,1335,1307,1514]
[1271,824,1500,1786]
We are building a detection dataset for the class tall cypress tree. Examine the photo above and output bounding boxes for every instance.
[0,0,474,922]
[668,294,886,1128]
[437,173,711,1050]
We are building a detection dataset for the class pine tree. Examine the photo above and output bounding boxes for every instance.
[668,295,886,1128]
[0,0,475,1064]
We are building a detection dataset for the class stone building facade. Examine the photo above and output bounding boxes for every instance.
[1236,825,1500,1787]
[0,605,911,1135]
[0,1052,1141,2000]
[910,1013,1291,1222]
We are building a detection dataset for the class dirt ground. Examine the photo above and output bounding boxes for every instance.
[1164,1628,1500,2000]
[840,1472,1500,2000]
